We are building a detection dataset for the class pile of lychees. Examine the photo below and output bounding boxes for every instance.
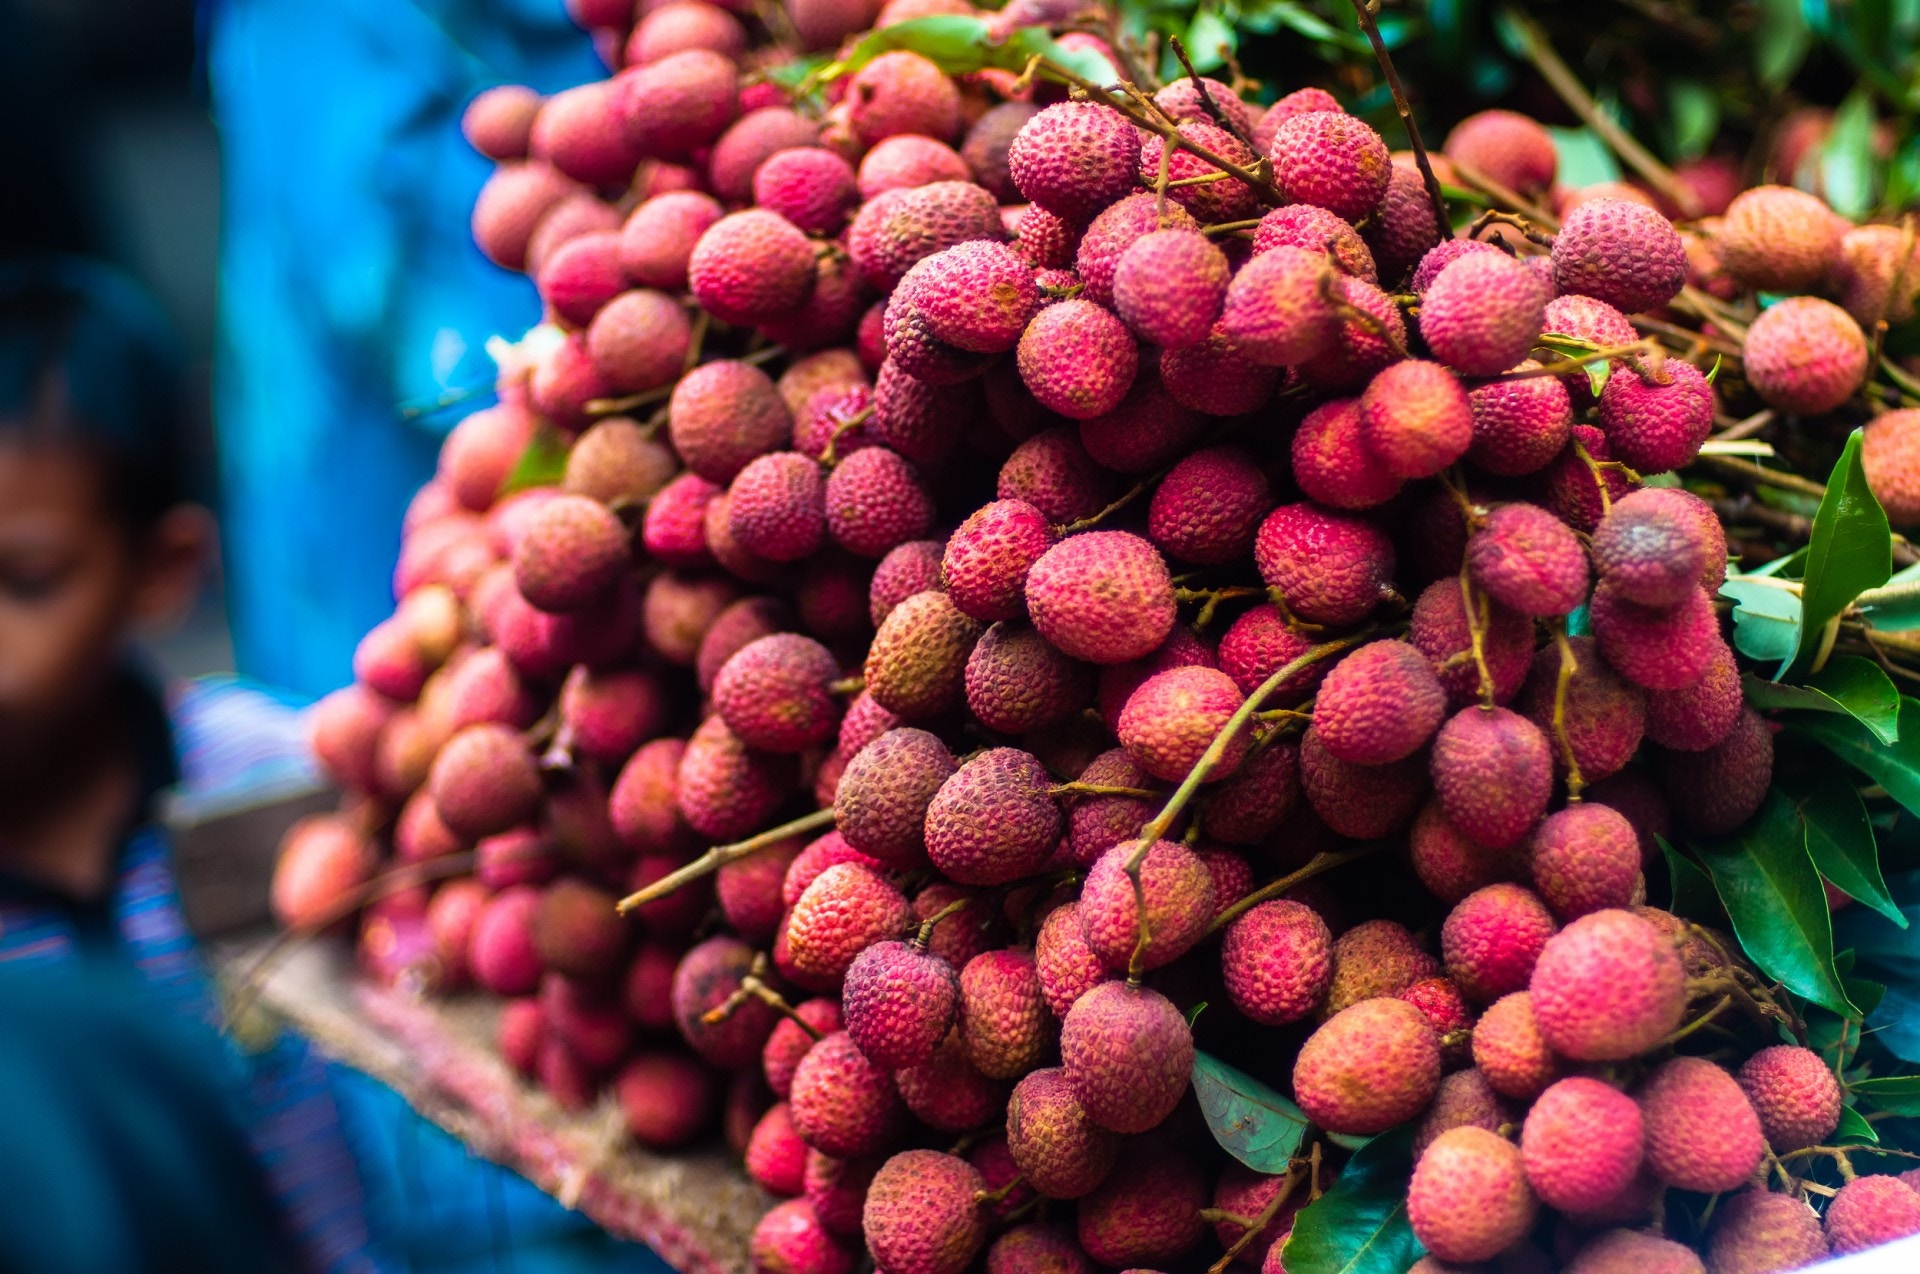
[271,0,1920,1270]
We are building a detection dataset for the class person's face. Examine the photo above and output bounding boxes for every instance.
[0,440,207,771]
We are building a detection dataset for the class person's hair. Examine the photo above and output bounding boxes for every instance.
[0,256,187,528]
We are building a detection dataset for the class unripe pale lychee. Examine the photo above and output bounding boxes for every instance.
[1530,908,1685,1060]
[1060,980,1194,1134]
[1407,1127,1539,1264]
[1742,296,1868,416]
[1638,1055,1766,1193]
[1737,1045,1843,1153]
[1293,997,1441,1135]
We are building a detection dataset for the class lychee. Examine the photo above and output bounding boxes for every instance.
[1358,360,1474,480]
[1017,299,1139,421]
[842,939,958,1070]
[1312,640,1448,765]
[1529,908,1685,1060]
[1221,244,1341,367]
[1113,229,1231,350]
[1007,1066,1122,1199]
[1661,704,1774,835]
[1008,101,1141,222]
[1431,707,1554,849]
[1060,980,1194,1134]
[1293,997,1441,1135]
[1254,502,1397,626]
[1407,1127,1539,1264]
[1222,899,1333,1025]
[785,863,912,985]
[1596,360,1714,473]
[863,589,983,720]
[1075,1148,1210,1269]
[1707,1190,1828,1274]
[1444,110,1556,196]
[1552,198,1687,314]
[1521,1077,1645,1212]
[959,947,1053,1079]
[923,748,1064,886]
[1025,531,1176,666]
[1638,1055,1766,1193]
[1472,991,1561,1100]
[1742,296,1868,416]
[1528,803,1642,919]
[1419,252,1551,377]
[1467,502,1590,619]
[1737,1045,1843,1153]
[1269,110,1390,222]
[1441,883,1557,1004]
[789,1029,906,1158]
[1716,185,1845,292]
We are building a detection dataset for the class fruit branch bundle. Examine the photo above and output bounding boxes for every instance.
[272,0,1920,1270]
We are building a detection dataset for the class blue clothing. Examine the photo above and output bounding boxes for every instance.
[205,0,603,698]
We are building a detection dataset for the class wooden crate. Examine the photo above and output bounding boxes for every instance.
[228,939,766,1274]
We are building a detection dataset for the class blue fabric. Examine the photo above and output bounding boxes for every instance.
[204,0,602,698]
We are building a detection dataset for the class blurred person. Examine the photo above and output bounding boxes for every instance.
[204,0,603,699]
[0,256,383,1272]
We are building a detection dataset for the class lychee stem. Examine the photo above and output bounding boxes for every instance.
[614,808,837,914]
[1446,158,1559,230]
[1465,209,1555,249]
[1206,1166,1304,1274]
[1456,567,1497,707]
[702,963,817,1036]
[1175,584,1264,629]
[583,343,784,419]
[1049,783,1162,800]
[974,1172,1028,1206]
[828,675,866,696]
[682,308,710,374]
[1319,268,1410,361]
[1656,993,1732,1047]
[1206,843,1385,935]
[1571,440,1616,518]
[1151,108,1175,225]
[1498,6,1700,217]
[913,896,974,948]
[817,405,875,467]
[1201,218,1263,238]
[1166,36,1258,150]
[1548,624,1587,801]
[1341,0,1453,241]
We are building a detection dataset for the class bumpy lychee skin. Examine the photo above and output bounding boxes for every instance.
[1293,397,1402,510]
[687,208,816,326]
[1152,74,1255,135]
[1638,1056,1767,1194]
[1408,1127,1539,1264]
[1409,238,1502,296]
[785,863,913,986]
[823,445,935,560]
[1431,707,1553,850]
[861,1150,986,1274]
[1364,161,1444,284]
[1078,371,1208,476]
[959,947,1052,1079]
[1007,1066,1122,1199]
[1060,980,1194,1134]
[999,426,1113,525]
[1146,445,1272,566]
[1078,840,1216,973]
[1662,703,1774,835]
[842,939,958,1070]
[1468,502,1590,619]
[1592,486,1716,607]
[1140,120,1262,224]
[1529,803,1642,919]
[1025,531,1176,666]
[863,590,983,720]
[901,240,1041,355]
[1324,919,1441,1017]
[1158,323,1282,416]
[1743,295,1869,416]
[751,1198,858,1274]
[430,724,542,840]
[1255,202,1378,280]
[1825,1175,1920,1254]
[1299,726,1429,840]
[789,1029,907,1159]
[1356,360,1474,480]
[1117,666,1250,784]
[1552,198,1687,314]
[985,1224,1089,1274]
[1547,424,1637,533]
[671,935,781,1069]
[712,632,840,754]
[726,451,826,562]
[833,728,955,869]
[1221,244,1341,368]
[1444,109,1556,195]
[1076,1149,1210,1269]
[1112,228,1231,352]
[1442,883,1557,1004]
[898,1028,1009,1134]
[510,494,627,614]
[1467,360,1573,476]
[1313,640,1448,765]
[942,499,1053,623]
[669,359,793,484]
[1516,637,1646,785]
[1566,1229,1705,1274]
[1269,110,1390,222]
[1737,1045,1843,1153]
[1708,1190,1828,1274]
[1472,992,1560,1100]
[1864,409,1920,527]
[1420,252,1551,377]
[1255,502,1396,626]
[1008,101,1141,222]
[1715,184,1845,292]
[1222,900,1333,1025]
[1529,907,1685,1060]
[1411,800,1523,905]
[1017,299,1139,421]
[677,713,796,841]
[1597,359,1714,473]
[924,748,1064,886]
[1293,998,1442,1135]
[1410,579,1534,710]
[843,49,960,147]
[845,181,1006,293]
[1590,582,1724,694]
[966,622,1095,735]
[1520,1077,1645,1212]
[1076,194,1201,308]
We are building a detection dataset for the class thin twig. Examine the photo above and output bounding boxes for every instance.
[1343,0,1452,240]
[616,808,836,913]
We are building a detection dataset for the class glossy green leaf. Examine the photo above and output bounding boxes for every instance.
[1282,1127,1421,1274]
[1548,126,1622,190]
[1191,1050,1311,1174]
[1794,699,1920,818]
[826,16,1117,84]
[1262,2,1369,53]
[1693,791,1857,1017]
[1741,656,1901,745]
[1848,976,1888,1019]
[1533,333,1612,398]
[1798,431,1893,665]
[1722,577,1804,667]
[1658,835,1720,921]
[1183,7,1236,72]
[1780,769,1905,927]
[1851,1074,1920,1117]
[1856,561,1920,632]
[1821,89,1880,221]
[1756,0,1813,89]
[1836,1104,1881,1144]
[763,54,831,89]
[501,428,571,496]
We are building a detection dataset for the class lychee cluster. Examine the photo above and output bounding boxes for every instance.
[272,8,1913,1273]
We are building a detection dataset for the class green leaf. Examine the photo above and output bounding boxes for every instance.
[501,427,571,496]
[1848,976,1888,1018]
[824,16,1117,85]
[1658,835,1720,921]
[1798,431,1893,665]
[1282,1127,1422,1274]
[1755,0,1812,89]
[1261,2,1370,53]
[1837,1104,1882,1144]
[1566,602,1591,639]
[1547,126,1622,190]
[1780,768,1906,928]
[1857,566,1920,632]
[1851,1074,1920,1117]
[763,53,831,90]
[1532,333,1612,398]
[1741,656,1901,745]
[1667,80,1719,161]
[1794,699,1920,819]
[1190,1050,1311,1174]
[1182,7,1236,73]
[1693,791,1857,1017]
[1722,577,1804,667]
[1821,89,1880,221]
